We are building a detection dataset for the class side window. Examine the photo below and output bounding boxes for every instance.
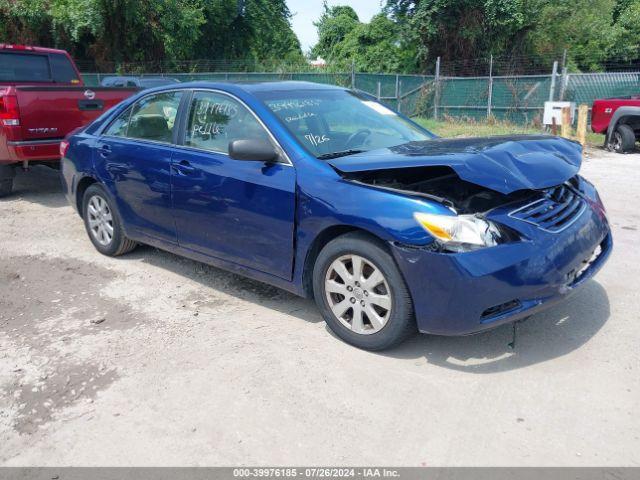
[127,91,183,143]
[104,106,133,137]
[185,91,271,154]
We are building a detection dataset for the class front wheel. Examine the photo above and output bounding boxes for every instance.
[312,232,416,350]
[608,124,636,153]
[82,184,137,256]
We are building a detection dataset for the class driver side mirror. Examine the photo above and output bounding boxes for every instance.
[229,139,279,163]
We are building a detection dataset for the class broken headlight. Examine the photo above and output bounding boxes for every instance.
[414,212,505,252]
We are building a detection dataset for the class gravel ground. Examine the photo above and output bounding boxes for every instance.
[0,148,638,466]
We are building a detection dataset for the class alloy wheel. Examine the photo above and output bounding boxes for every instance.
[612,132,623,152]
[87,195,114,246]
[324,254,392,335]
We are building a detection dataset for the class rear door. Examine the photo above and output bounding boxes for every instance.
[94,90,184,243]
[170,90,296,280]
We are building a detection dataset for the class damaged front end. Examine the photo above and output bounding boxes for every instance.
[343,166,529,252]
[328,136,588,252]
[343,165,537,214]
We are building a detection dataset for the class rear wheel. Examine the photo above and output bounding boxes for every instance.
[0,178,13,197]
[0,165,15,198]
[312,232,416,350]
[608,124,636,153]
[82,184,137,256]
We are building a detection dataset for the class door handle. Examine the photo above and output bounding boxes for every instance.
[98,144,111,157]
[172,160,196,175]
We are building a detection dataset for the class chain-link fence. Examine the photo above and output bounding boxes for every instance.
[81,57,640,125]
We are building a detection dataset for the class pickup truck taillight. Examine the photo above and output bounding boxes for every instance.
[0,94,20,126]
[59,139,70,158]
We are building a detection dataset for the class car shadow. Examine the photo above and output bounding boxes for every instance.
[128,245,324,325]
[4,168,611,369]
[2,165,68,208]
[131,244,609,374]
[383,280,610,373]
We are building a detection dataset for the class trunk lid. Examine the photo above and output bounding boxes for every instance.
[327,135,582,194]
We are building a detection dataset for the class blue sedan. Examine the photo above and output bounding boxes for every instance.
[61,81,612,350]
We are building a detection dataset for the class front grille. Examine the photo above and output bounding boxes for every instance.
[481,299,521,319]
[509,184,586,233]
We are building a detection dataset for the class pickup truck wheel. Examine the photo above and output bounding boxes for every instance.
[82,184,137,256]
[609,124,636,153]
[0,165,15,198]
[312,232,416,350]
[0,178,13,197]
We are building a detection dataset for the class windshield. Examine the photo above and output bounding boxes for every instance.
[256,89,433,158]
[139,78,180,88]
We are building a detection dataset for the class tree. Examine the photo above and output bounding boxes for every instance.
[384,0,623,72]
[311,3,360,59]
[0,0,302,71]
[332,14,416,72]
[608,0,640,61]
[385,0,540,70]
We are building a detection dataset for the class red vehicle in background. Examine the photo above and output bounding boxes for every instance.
[0,44,137,196]
[591,95,640,153]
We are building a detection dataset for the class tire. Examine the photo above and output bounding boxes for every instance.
[312,231,416,350]
[0,178,13,198]
[609,124,636,153]
[82,184,137,256]
[0,165,15,198]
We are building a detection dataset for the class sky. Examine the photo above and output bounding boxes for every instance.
[287,0,384,54]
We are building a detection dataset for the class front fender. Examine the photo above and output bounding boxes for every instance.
[297,176,451,248]
[291,167,453,295]
[606,106,640,143]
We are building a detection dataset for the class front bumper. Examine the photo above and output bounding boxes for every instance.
[391,197,612,336]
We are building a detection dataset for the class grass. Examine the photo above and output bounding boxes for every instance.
[414,117,604,148]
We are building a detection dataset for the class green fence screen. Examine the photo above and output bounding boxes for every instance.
[82,70,640,125]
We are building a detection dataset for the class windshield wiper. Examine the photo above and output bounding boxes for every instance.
[317,149,365,160]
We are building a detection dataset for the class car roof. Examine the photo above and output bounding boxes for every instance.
[143,80,347,94]
[0,44,70,55]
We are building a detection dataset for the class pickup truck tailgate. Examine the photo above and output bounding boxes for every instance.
[14,86,137,141]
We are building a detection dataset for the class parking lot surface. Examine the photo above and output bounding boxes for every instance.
[1,148,639,466]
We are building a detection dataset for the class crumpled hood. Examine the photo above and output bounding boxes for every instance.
[328,135,582,194]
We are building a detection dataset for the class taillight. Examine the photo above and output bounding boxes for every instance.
[0,94,20,126]
[60,139,70,158]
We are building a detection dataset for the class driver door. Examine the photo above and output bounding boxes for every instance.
[170,90,296,280]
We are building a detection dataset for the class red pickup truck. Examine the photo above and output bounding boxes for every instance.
[591,95,640,153]
[0,44,137,196]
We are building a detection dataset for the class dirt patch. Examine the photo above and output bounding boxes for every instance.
[0,255,146,434]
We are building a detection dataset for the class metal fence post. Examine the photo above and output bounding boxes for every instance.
[487,54,494,119]
[559,49,568,101]
[398,80,403,113]
[350,60,355,89]
[376,81,381,100]
[434,56,441,120]
[549,60,558,102]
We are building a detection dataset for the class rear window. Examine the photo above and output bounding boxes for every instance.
[49,53,80,83]
[0,52,79,83]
